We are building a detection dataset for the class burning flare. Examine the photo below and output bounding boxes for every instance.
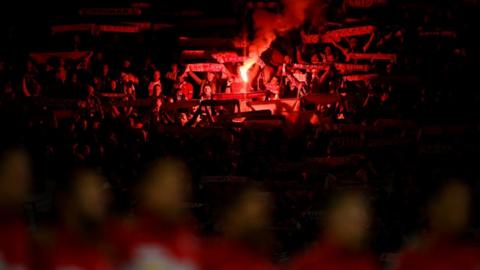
[240,57,257,83]
[239,0,318,83]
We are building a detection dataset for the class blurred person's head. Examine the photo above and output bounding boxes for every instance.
[123,59,131,69]
[94,52,104,62]
[219,185,272,243]
[153,70,161,81]
[71,73,78,83]
[311,54,320,63]
[206,72,215,82]
[386,63,394,75]
[56,67,67,82]
[348,38,359,50]
[171,63,178,72]
[125,83,135,96]
[0,147,32,209]
[57,168,109,230]
[87,85,95,96]
[324,46,333,55]
[102,64,109,76]
[26,60,35,72]
[137,159,191,223]
[270,76,279,86]
[110,80,117,91]
[427,180,471,236]
[324,192,371,250]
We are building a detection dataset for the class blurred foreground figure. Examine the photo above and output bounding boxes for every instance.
[201,185,274,270]
[110,158,201,269]
[38,168,113,270]
[0,147,32,269]
[290,192,378,270]
[394,180,480,270]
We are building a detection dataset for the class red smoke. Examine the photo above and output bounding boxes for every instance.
[240,0,322,82]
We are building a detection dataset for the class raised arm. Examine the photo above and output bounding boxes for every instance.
[331,39,349,57]
[319,66,332,85]
[296,46,307,64]
[21,77,31,97]
[187,66,203,85]
[363,32,376,53]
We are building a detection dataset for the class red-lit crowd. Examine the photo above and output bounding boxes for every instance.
[1,146,480,270]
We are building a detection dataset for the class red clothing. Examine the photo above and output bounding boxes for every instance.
[394,236,480,270]
[39,227,113,270]
[109,212,201,269]
[290,241,378,270]
[201,238,274,270]
[0,212,30,269]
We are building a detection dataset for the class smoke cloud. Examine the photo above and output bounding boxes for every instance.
[240,0,323,82]
[248,0,316,59]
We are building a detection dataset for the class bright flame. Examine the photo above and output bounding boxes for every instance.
[240,57,257,83]
[240,67,249,83]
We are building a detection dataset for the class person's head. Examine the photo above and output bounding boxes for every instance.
[324,192,371,250]
[206,72,215,82]
[120,72,129,82]
[153,70,161,81]
[203,85,212,99]
[95,52,104,62]
[284,55,292,64]
[0,147,32,209]
[58,168,109,226]
[125,83,135,96]
[178,113,188,126]
[71,73,78,83]
[386,63,394,74]
[56,67,67,81]
[348,38,359,50]
[219,184,272,242]
[87,85,95,96]
[427,180,471,236]
[110,80,117,90]
[93,77,100,87]
[270,76,279,86]
[153,84,162,97]
[171,63,178,72]
[123,59,131,69]
[137,159,191,223]
[311,54,320,63]
[102,64,109,75]
[324,46,333,54]
[26,60,34,72]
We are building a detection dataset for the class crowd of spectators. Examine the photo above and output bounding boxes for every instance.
[1,0,480,269]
